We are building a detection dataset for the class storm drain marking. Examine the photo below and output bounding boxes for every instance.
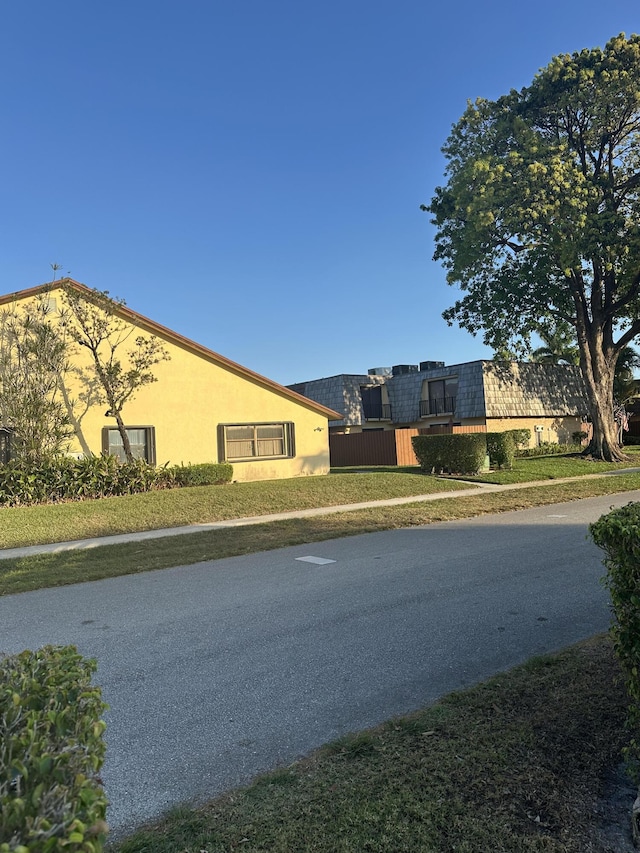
[295,556,337,565]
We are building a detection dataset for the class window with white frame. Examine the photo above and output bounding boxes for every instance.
[102,426,156,464]
[221,422,295,461]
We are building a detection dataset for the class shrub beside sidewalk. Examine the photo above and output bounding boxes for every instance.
[591,501,640,844]
[0,646,108,852]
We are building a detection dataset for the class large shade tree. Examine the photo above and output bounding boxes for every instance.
[426,33,640,461]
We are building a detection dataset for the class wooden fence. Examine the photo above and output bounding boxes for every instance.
[329,425,487,467]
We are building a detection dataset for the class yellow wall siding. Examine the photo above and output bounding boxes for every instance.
[15,288,331,482]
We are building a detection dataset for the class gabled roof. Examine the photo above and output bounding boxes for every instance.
[0,279,341,420]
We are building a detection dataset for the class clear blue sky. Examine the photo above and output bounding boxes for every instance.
[1,1,638,384]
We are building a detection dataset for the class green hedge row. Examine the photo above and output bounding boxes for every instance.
[508,428,532,449]
[0,457,233,507]
[412,434,487,475]
[0,645,108,853]
[168,462,233,487]
[486,432,516,469]
[412,431,524,474]
[516,442,576,457]
[591,503,640,769]
[411,430,584,473]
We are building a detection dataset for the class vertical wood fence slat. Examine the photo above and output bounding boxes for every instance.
[329,425,488,467]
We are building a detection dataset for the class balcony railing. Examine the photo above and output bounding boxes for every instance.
[362,403,392,421]
[420,396,456,417]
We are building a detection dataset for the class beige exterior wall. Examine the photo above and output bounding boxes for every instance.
[486,416,584,447]
[337,417,489,434]
[13,287,332,482]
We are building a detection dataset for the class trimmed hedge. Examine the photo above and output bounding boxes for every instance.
[169,462,233,487]
[486,431,515,469]
[0,456,163,507]
[591,503,640,769]
[0,457,234,507]
[412,434,487,475]
[516,442,575,458]
[0,645,108,852]
[507,428,532,449]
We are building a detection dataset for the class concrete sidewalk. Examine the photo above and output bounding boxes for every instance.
[2,468,639,561]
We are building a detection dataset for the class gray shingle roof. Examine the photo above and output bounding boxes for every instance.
[482,362,588,417]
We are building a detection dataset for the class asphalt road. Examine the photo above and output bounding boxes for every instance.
[1,490,637,837]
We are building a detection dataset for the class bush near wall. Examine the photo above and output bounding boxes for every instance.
[0,645,108,853]
[168,462,233,487]
[412,434,487,475]
[0,457,233,507]
[591,503,640,770]
[507,428,532,449]
[486,432,515,469]
[516,442,576,458]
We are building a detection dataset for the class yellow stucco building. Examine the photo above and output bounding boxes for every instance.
[0,280,339,482]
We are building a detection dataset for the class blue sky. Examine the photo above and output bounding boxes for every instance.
[1,1,638,385]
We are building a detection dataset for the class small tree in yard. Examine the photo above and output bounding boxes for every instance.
[61,283,170,463]
[426,33,640,461]
[0,294,73,463]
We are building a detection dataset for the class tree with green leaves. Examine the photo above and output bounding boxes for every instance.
[530,320,580,365]
[427,33,640,461]
[0,294,73,463]
[61,284,170,464]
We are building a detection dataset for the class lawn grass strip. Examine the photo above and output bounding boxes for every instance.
[2,474,640,597]
[0,473,470,550]
[113,637,629,853]
[2,453,639,551]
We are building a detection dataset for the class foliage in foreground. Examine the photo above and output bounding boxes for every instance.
[591,503,640,770]
[116,638,628,853]
[0,645,108,852]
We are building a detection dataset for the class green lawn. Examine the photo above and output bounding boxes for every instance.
[113,636,630,853]
[3,472,640,596]
[0,472,470,550]
[467,450,640,485]
[2,454,640,552]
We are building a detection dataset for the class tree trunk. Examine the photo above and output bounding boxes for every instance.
[579,334,628,462]
[587,396,626,461]
[113,409,134,464]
